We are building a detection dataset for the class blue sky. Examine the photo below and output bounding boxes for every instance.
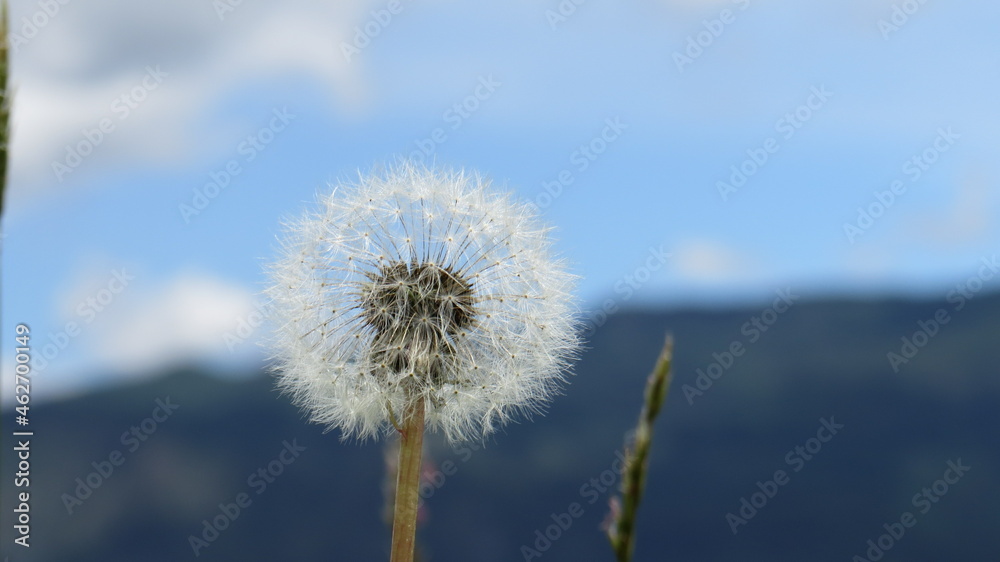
[4,0,999,402]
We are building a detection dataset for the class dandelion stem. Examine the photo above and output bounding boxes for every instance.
[390,395,425,562]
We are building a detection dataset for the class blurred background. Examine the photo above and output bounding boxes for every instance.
[2,0,999,560]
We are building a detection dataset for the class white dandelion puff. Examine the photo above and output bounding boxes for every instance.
[265,163,580,443]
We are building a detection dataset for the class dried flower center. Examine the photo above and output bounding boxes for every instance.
[360,261,475,383]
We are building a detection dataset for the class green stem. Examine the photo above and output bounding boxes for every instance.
[1,0,10,214]
[610,335,673,562]
[390,395,425,562]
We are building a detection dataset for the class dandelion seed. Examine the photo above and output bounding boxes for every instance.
[266,163,579,443]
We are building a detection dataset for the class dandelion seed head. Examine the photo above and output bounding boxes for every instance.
[266,163,579,442]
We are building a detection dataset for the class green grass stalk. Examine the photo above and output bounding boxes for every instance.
[608,335,674,562]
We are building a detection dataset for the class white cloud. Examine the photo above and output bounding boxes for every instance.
[904,170,999,249]
[2,269,262,407]
[88,273,259,374]
[8,0,370,209]
[843,244,895,280]
[671,238,759,282]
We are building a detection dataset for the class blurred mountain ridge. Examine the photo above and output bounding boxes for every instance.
[2,292,998,561]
